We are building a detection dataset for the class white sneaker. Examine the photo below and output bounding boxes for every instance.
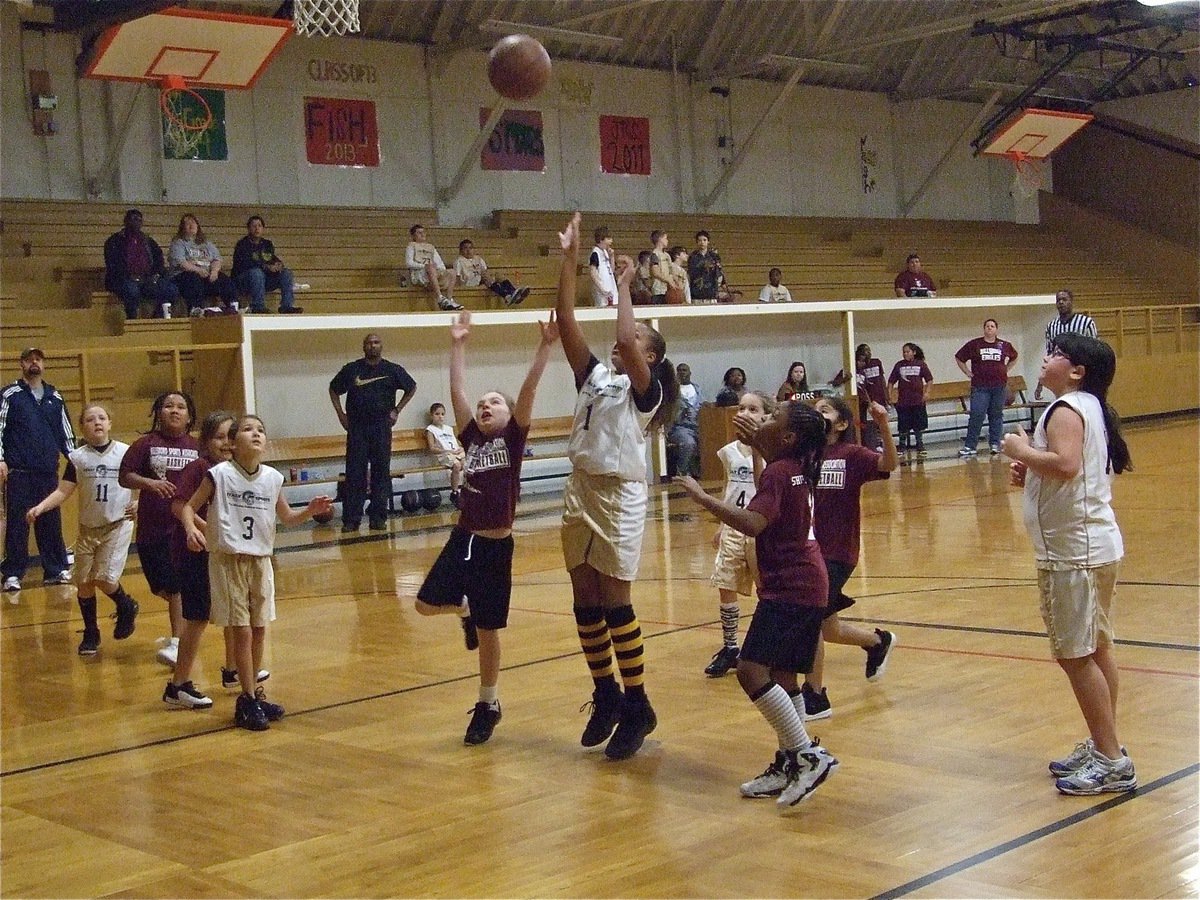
[2,576,20,592]
[163,680,213,709]
[777,744,838,809]
[155,636,179,667]
[740,750,790,798]
[1055,752,1137,795]
[437,296,463,311]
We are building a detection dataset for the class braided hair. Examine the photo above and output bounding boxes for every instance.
[146,390,196,435]
[780,401,828,489]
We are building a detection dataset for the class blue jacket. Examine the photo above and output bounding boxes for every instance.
[0,379,74,473]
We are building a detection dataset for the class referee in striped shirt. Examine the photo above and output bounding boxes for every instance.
[1035,289,1098,399]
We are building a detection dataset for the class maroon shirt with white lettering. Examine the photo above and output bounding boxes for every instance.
[746,456,828,607]
[119,432,200,541]
[814,442,889,567]
[955,338,1018,389]
[456,417,528,533]
[888,360,933,408]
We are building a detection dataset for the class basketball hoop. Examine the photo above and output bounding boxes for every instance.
[1006,150,1045,200]
[294,0,361,36]
[160,76,213,159]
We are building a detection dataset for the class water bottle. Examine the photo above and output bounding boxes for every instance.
[161,302,172,319]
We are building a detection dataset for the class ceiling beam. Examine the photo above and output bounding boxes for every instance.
[548,0,662,30]
[692,1,743,78]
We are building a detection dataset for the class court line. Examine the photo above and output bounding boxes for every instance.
[894,642,1199,679]
[870,763,1200,900]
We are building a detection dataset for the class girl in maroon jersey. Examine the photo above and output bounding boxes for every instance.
[799,396,898,720]
[414,310,558,746]
[887,342,933,459]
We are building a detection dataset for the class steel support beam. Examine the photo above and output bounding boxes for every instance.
[436,101,508,206]
[901,91,1002,217]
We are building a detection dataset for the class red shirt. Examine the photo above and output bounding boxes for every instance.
[123,232,153,277]
[888,360,933,408]
[120,432,200,542]
[456,417,528,533]
[746,457,828,607]
[955,338,1017,389]
[170,455,215,565]
[894,270,936,295]
[814,442,889,567]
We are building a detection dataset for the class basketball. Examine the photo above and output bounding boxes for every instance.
[312,509,334,524]
[400,490,423,513]
[420,488,443,511]
[487,35,552,101]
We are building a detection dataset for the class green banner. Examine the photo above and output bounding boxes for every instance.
[161,88,227,161]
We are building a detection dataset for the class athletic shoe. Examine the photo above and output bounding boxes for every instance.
[234,693,270,731]
[189,307,204,318]
[580,682,623,748]
[740,750,790,798]
[1048,739,1128,777]
[44,570,71,585]
[778,744,837,808]
[254,686,285,721]
[958,447,977,458]
[700,643,739,681]
[704,644,740,677]
[437,296,464,311]
[279,306,304,314]
[990,444,1001,455]
[604,695,657,760]
[801,683,832,720]
[865,629,896,681]
[460,614,479,651]
[77,628,101,656]
[505,286,530,306]
[221,667,270,691]
[163,681,213,709]
[2,576,20,592]
[341,522,360,533]
[916,448,928,459]
[1055,753,1137,795]
[112,596,139,640]
[154,637,178,667]
[369,519,387,531]
[464,701,502,745]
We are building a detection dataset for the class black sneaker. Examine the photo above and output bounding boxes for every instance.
[865,629,897,682]
[163,680,213,709]
[254,686,285,721]
[112,596,139,640]
[579,682,623,748]
[369,519,388,531]
[235,693,270,731]
[464,701,502,745]
[341,522,360,533]
[801,683,832,720]
[704,645,739,677]
[460,614,479,651]
[604,695,657,760]
[77,628,101,656]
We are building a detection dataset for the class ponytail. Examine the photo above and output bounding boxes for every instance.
[1051,333,1131,475]
[1102,403,1132,475]
[650,356,680,431]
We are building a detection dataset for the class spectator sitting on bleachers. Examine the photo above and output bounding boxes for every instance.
[758,267,793,303]
[168,214,238,317]
[894,253,938,298]
[103,209,180,320]
[776,361,815,402]
[406,224,461,311]
[425,402,464,507]
[454,239,529,307]
[714,366,747,407]
[687,230,724,304]
[232,215,302,315]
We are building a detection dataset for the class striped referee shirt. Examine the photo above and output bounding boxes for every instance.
[1045,312,1097,351]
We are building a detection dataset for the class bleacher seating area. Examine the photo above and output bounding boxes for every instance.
[2,197,1194,451]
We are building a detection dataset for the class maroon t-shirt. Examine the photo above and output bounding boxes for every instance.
[170,455,215,566]
[120,432,200,543]
[746,456,828,608]
[456,417,528,533]
[956,338,1017,389]
[814,442,889,567]
[894,270,936,295]
[888,360,933,408]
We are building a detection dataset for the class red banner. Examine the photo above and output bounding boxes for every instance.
[480,108,545,172]
[304,96,379,167]
[600,115,651,175]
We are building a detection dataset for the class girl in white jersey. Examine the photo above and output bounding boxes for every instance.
[702,391,773,677]
[1002,333,1134,796]
[27,405,139,656]
[182,415,332,732]
[555,212,680,761]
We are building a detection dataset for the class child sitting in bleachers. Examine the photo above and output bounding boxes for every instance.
[454,239,530,307]
[426,402,465,506]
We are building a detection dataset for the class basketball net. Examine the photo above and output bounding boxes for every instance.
[294,0,361,36]
[160,76,213,159]
[1006,150,1046,200]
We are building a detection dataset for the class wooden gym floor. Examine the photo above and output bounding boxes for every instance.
[1,418,1196,899]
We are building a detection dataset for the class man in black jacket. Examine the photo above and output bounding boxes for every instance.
[103,209,180,319]
[1,348,75,591]
[232,215,302,314]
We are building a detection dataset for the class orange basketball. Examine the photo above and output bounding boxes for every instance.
[488,35,552,101]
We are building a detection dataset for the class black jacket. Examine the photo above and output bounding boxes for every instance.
[103,230,168,292]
